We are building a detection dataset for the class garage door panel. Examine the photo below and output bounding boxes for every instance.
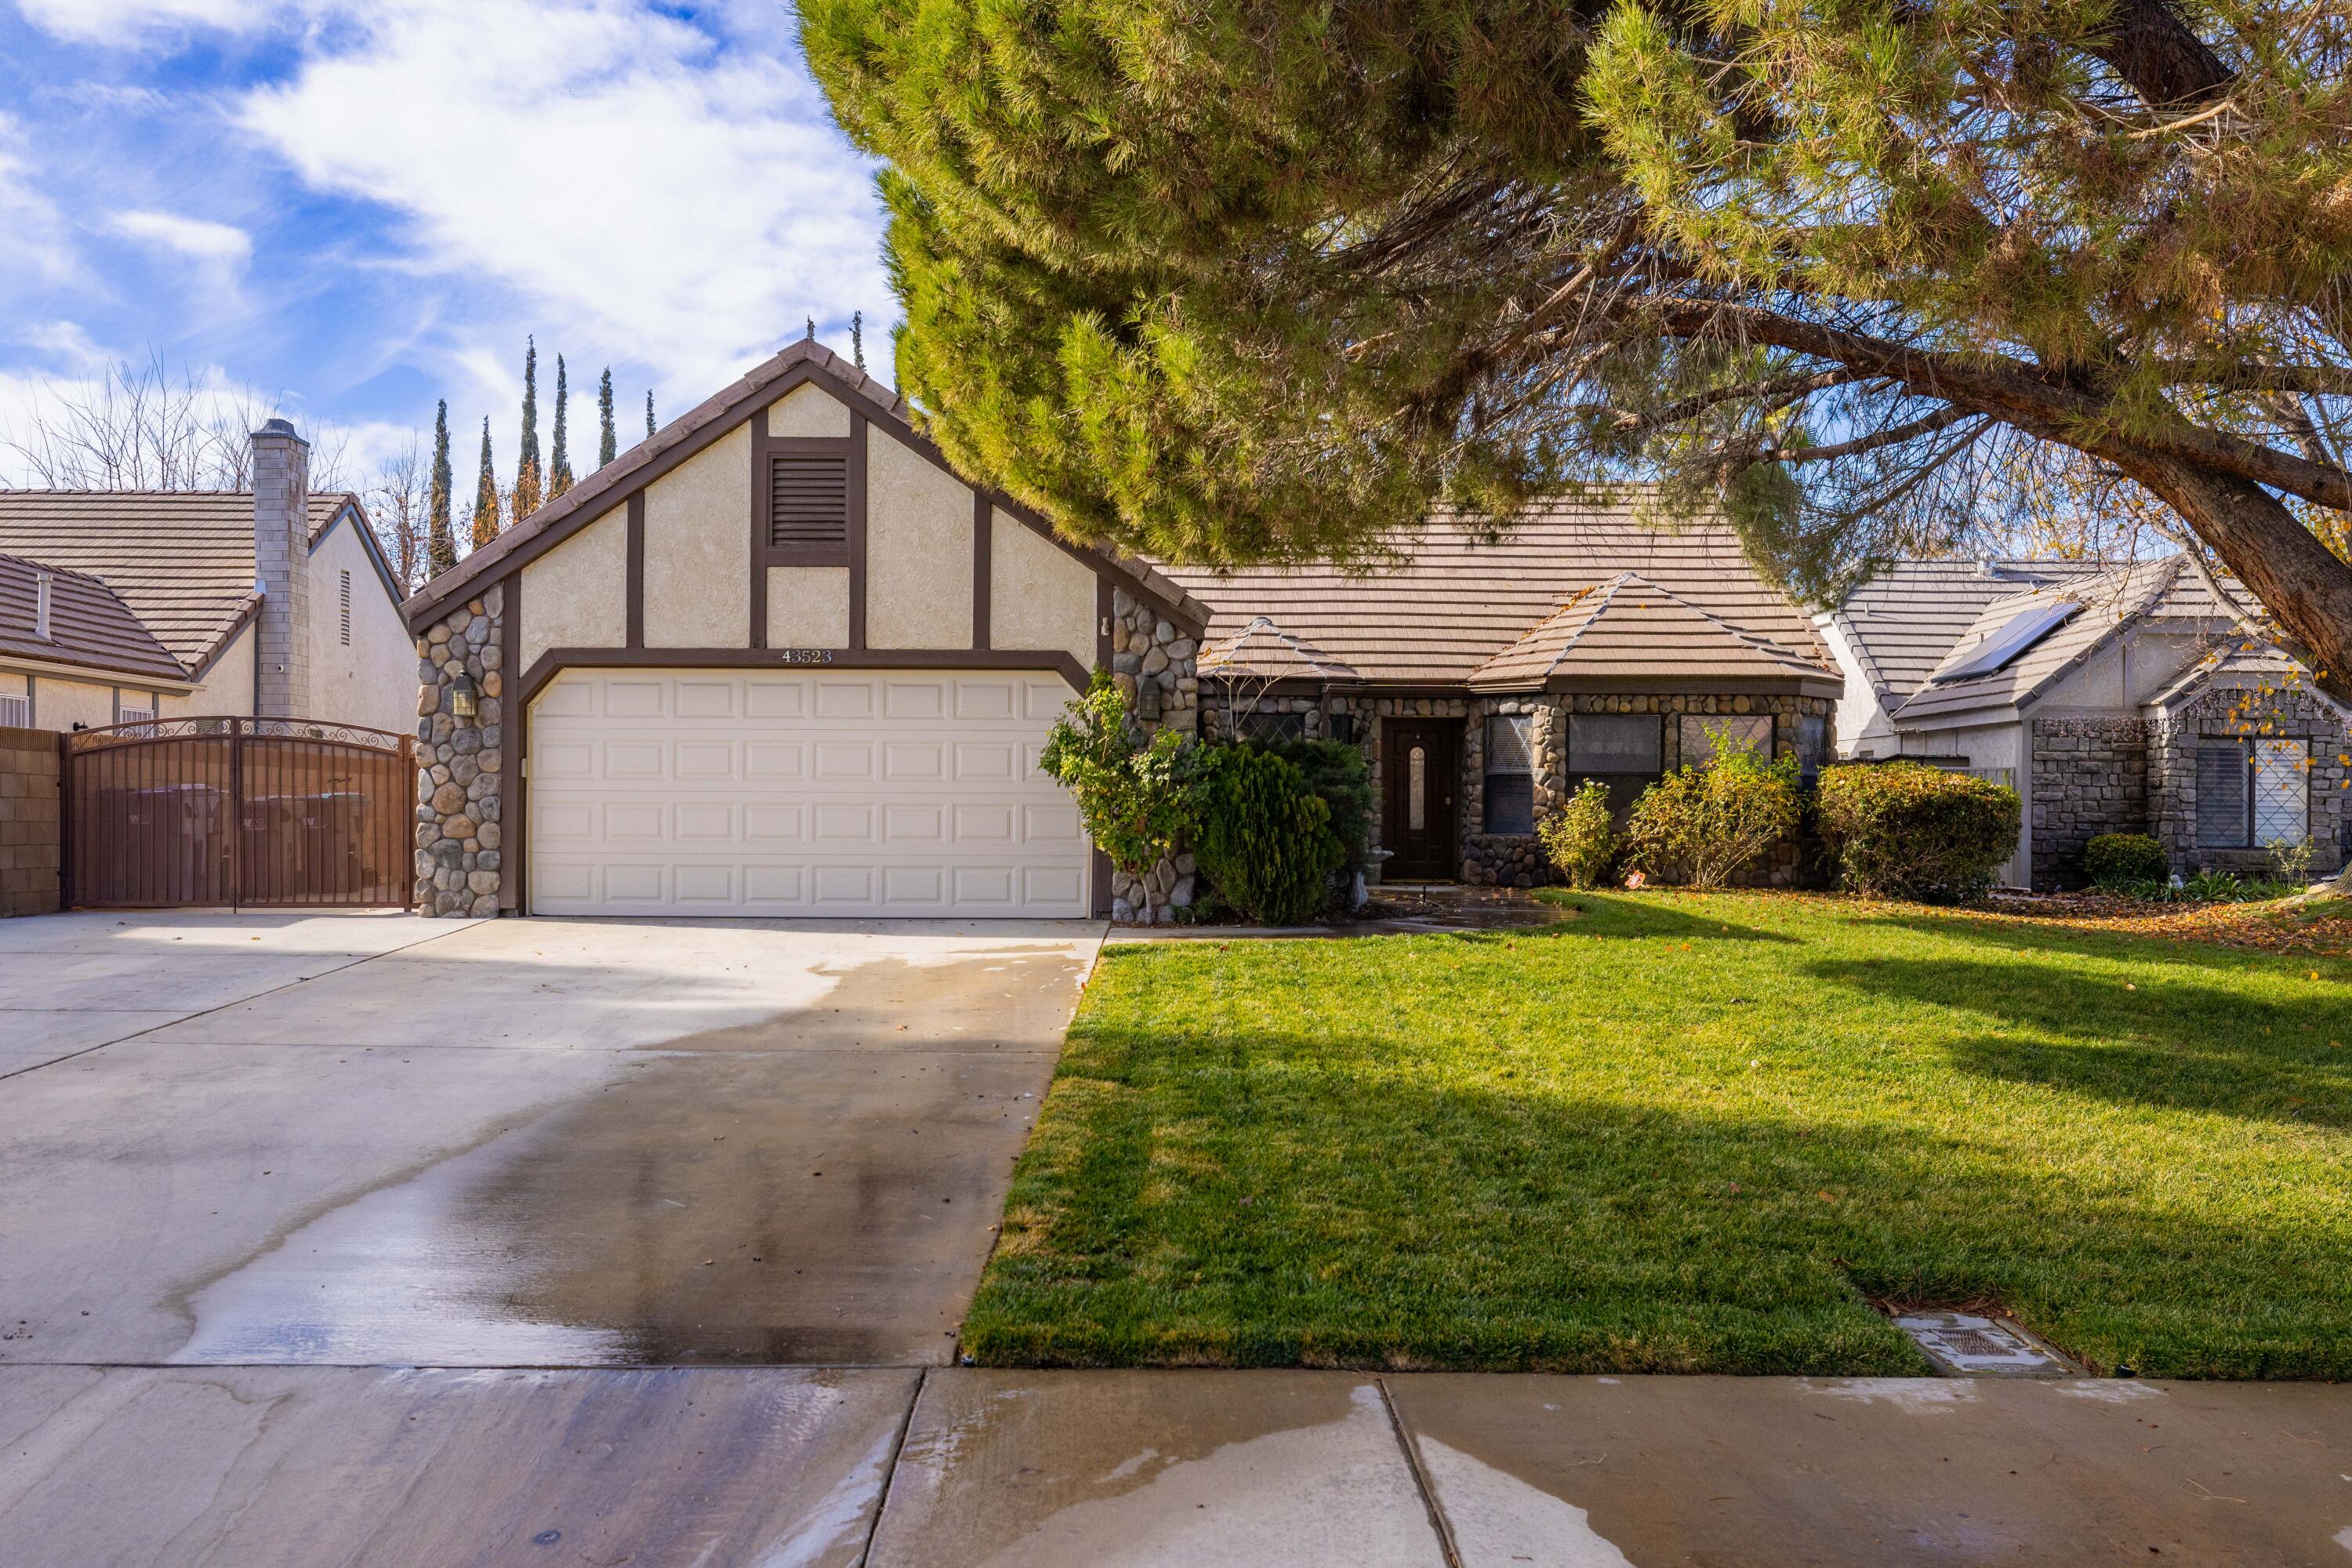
[531,668,1091,917]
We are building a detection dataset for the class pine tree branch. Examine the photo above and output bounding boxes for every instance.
[1771,408,1983,465]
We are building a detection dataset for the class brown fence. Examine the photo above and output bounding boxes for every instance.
[62,717,414,910]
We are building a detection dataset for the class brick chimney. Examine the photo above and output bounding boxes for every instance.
[251,418,311,718]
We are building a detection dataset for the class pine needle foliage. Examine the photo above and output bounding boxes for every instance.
[514,338,542,521]
[597,368,617,468]
[470,418,500,551]
[550,354,573,498]
[426,400,456,577]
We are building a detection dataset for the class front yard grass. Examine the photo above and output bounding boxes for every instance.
[964,891,2352,1377]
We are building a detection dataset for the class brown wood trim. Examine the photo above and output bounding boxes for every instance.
[624,493,644,649]
[972,492,993,651]
[848,415,869,651]
[502,566,524,914]
[516,644,1089,709]
[748,409,769,651]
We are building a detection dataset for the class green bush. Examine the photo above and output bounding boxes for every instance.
[1815,762,2020,902]
[1038,670,1202,876]
[1261,737,1373,877]
[2084,833,2168,887]
[1192,745,1347,924]
[1623,725,1802,888]
[1537,779,1618,888]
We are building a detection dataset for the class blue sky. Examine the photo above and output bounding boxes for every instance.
[0,0,893,486]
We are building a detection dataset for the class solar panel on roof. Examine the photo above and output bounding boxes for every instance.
[1931,601,2080,683]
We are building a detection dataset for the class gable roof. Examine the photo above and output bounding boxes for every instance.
[1469,572,1833,691]
[1197,615,1361,682]
[1163,509,1835,690]
[401,339,1206,631]
[0,552,190,685]
[1890,557,2192,724]
[1830,557,2111,705]
[0,491,378,673]
[2142,640,2344,713]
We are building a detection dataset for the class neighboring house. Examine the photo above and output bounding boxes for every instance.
[1158,515,1844,887]
[1824,557,2349,888]
[401,340,1208,920]
[0,421,413,735]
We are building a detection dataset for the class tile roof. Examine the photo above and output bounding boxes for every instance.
[2141,640,2318,710]
[1831,558,2111,703]
[0,491,354,671]
[1890,557,2189,723]
[1160,509,1835,689]
[1469,572,1833,690]
[1197,616,1361,682]
[0,552,189,684]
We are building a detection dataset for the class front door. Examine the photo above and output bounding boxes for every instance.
[1381,720,1460,881]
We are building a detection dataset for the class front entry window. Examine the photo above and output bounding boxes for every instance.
[1408,745,1427,830]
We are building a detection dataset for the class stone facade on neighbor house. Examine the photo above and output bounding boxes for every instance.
[0,726,61,917]
[413,589,506,917]
[1106,588,1203,923]
[2029,717,2152,890]
[2151,682,2350,883]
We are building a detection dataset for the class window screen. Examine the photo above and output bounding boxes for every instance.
[0,694,27,728]
[2254,739,2309,847]
[1568,713,1663,816]
[1679,714,1773,768]
[1795,714,1828,782]
[1483,713,1534,835]
[2195,742,2249,848]
[770,454,850,546]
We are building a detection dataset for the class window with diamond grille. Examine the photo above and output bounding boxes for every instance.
[769,454,849,546]
[2253,739,2309,847]
[1679,713,1773,768]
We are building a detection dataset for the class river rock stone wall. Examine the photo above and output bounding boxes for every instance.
[413,588,505,916]
[1107,589,1202,923]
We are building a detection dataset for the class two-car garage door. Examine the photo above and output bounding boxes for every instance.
[527,668,1091,916]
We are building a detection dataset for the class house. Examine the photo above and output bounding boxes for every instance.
[0,421,414,735]
[1157,515,1845,888]
[400,340,1208,920]
[1823,557,2349,888]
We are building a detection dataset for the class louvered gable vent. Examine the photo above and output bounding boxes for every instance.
[771,454,849,547]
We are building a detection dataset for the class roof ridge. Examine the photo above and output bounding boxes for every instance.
[0,550,118,586]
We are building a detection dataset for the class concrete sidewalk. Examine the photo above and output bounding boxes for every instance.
[3,1367,2346,1566]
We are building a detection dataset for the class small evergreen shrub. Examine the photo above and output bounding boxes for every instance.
[1623,724,1802,888]
[2084,833,2167,887]
[1537,779,1618,888]
[1815,762,2020,902]
[1192,745,1346,924]
[1261,737,1373,877]
[1038,670,1201,877]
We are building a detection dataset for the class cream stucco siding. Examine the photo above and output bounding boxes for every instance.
[521,506,629,672]
[176,620,255,719]
[767,566,851,648]
[865,434,975,649]
[307,514,419,735]
[990,510,1096,671]
[644,426,751,648]
[31,674,117,732]
[768,383,853,438]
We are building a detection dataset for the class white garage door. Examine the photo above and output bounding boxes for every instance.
[528,668,1091,916]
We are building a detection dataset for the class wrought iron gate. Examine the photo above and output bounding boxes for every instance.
[62,717,415,910]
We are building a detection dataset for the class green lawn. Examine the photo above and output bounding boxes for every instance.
[965,892,2352,1377]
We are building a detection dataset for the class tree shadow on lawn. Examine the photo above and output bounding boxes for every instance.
[1805,949,2352,1130]
[971,1028,2352,1378]
[1515,891,1802,945]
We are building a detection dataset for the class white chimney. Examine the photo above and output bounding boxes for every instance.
[33,573,51,641]
[251,419,311,717]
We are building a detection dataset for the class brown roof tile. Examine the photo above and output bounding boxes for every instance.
[1468,572,1831,690]
[1890,558,2187,723]
[0,552,188,683]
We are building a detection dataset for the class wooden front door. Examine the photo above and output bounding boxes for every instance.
[1381,720,1460,881]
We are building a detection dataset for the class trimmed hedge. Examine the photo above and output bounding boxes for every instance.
[1193,745,1347,924]
[1815,763,2021,902]
[2085,832,2168,887]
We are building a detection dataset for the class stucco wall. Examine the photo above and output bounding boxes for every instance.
[175,621,255,719]
[307,514,419,735]
[865,433,974,649]
[521,505,627,672]
[768,383,852,438]
[767,565,851,648]
[30,674,115,732]
[991,510,1094,670]
[644,424,750,648]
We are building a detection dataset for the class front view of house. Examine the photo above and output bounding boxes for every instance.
[405,342,1206,918]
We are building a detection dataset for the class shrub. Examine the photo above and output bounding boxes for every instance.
[1261,737,1373,877]
[1815,762,2020,902]
[1623,724,1802,888]
[1537,780,1618,888]
[2270,835,2318,886]
[2084,833,2168,887]
[1038,670,1202,876]
[1192,745,1346,924]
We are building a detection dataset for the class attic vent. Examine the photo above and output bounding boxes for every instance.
[770,454,849,547]
[339,569,352,645]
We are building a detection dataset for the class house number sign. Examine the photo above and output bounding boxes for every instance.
[775,648,836,665]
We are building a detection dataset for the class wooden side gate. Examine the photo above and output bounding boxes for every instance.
[61,717,415,910]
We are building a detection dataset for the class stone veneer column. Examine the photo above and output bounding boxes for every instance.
[1106,586,1201,923]
[413,588,505,916]
[249,419,311,717]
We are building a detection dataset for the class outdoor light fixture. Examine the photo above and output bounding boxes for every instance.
[450,674,478,720]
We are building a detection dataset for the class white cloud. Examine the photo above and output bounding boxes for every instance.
[0,115,74,286]
[109,209,255,266]
[13,0,276,43]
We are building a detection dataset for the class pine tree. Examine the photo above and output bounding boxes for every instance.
[470,418,500,551]
[597,368,616,467]
[550,354,573,499]
[426,400,456,576]
[851,311,864,370]
[645,391,655,438]
[513,338,542,521]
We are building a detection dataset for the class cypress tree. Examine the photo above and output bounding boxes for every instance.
[426,400,456,576]
[470,418,500,550]
[550,354,573,499]
[514,338,542,521]
[851,311,864,369]
[597,367,616,467]
[645,390,655,438]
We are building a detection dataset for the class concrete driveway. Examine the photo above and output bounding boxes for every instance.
[0,910,1099,1368]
